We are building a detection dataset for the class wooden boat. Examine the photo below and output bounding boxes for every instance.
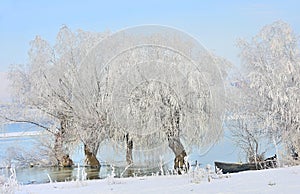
[215,155,277,174]
[214,161,262,174]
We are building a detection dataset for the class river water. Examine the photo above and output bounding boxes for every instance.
[0,124,242,184]
[0,164,169,185]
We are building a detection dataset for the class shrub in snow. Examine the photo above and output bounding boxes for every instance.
[189,164,230,183]
[106,165,117,185]
[0,168,18,194]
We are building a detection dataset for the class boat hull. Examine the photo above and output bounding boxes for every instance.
[214,161,262,174]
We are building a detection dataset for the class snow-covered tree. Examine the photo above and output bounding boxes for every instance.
[2,26,108,166]
[81,26,228,170]
[236,21,300,164]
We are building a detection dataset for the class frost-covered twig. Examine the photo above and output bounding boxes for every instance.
[0,167,18,194]
[47,173,53,183]
[120,164,133,178]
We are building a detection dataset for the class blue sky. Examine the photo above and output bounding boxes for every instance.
[0,0,299,100]
[1,0,299,72]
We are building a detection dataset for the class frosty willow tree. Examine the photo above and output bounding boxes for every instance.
[80,25,227,169]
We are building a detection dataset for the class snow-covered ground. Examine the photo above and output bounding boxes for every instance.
[15,165,300,194]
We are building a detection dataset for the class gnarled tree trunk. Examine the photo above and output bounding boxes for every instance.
[168,137,188,173]
[53,119,74,167]
[84,144,100,168]
[166,108,189,173]
[126,133,133,165]
[53,131,65,165]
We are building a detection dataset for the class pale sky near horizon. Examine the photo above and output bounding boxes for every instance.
[0,0,300,99]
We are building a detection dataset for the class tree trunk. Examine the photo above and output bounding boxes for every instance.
[61,154,74,167]
[84,144,100,168]
[53,119,65,166]
[166,108,189,173]
[168,137,188,173]
[53,119,74,167]
[126,133,133,165]
[53,131,64,165]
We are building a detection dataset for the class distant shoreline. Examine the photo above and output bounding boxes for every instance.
[0,131,41,138]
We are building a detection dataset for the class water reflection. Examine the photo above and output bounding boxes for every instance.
[85,167,100,180]
[48,166,101,181]
[43,166,103,183]
[48,167,73,182]
[114,165,169,178]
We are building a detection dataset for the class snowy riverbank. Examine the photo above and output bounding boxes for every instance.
[14,165,300,194]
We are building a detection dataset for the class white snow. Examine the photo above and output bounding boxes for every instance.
[15,165,300,194]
